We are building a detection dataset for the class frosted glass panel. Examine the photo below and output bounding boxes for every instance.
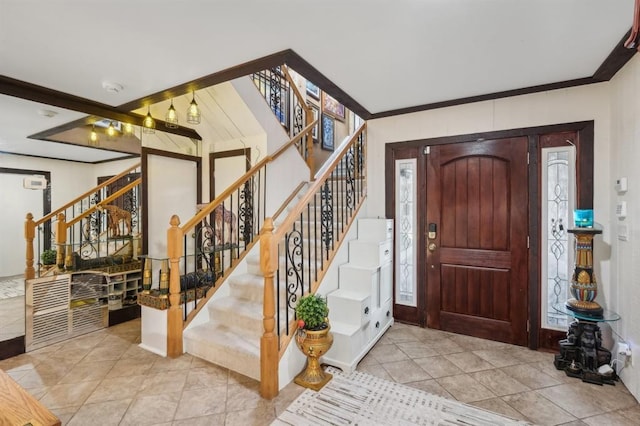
[541,147,575,330]
[395,159,417,307]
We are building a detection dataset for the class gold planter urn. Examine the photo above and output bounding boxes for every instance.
[294,323,333,391]
[566,227,603,318]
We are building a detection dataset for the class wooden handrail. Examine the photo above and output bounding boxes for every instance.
[34,162,140,226]
[179,121,316,234]
[273,123,366,241]
[66,178,142,228]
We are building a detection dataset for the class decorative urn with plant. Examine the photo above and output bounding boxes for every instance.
[40,249,57,269]
[294,293,334,390]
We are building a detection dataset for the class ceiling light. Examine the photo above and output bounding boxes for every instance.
[186,91,201,124]
[143,107,155,134]
[102,81,124,94]
[107,121,117,139]
[89,125,99,145]
[123,122,135,136]
[165,99,178,128]
[38,109,58,118]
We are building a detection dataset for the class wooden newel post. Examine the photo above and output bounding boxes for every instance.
[55,213,66,268]
[25,213,35,279]
[167,215,183,358]
[260,217,279,399]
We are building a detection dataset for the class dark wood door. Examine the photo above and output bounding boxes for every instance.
[425,138,529,346]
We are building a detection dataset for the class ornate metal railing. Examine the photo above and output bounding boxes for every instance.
[24,163,142,279]
[251,65,314,176]
[259,123,367,398]
[165,120,317,358]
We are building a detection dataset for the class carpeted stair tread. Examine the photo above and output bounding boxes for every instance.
[184,323,259,380]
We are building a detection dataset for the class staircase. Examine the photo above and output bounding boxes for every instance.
[184,184,310,379]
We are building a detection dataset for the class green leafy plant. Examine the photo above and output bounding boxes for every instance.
[295,293,329,330]
[41,249,57,265]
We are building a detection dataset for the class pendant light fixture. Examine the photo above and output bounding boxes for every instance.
[165,99,178,128]
[89,124,99,146]
[186,91,201,124]
[107,121,117,140]
[143,106,156,134]
[123,122,135,137]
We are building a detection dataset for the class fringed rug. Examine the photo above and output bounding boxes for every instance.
[273,367,532,426]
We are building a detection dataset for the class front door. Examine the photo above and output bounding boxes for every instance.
[425,138,529,346]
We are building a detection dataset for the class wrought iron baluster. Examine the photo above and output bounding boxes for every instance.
[321,180,333,259]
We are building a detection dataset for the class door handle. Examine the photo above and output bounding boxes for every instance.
[428,243,437,252]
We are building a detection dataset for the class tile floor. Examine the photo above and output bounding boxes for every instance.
[1,320,639,425]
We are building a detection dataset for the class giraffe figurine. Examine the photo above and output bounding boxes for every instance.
[98,204,132,237]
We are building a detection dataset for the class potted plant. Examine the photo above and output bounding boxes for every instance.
[294,293,333,390]
[41,249,57,266]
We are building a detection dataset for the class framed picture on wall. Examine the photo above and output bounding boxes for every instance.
[306,81,320,99]
[310,103,320,143]
[321,113,334,151]
[321,92,345,121]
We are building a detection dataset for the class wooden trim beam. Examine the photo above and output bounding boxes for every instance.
[0,75,201,140]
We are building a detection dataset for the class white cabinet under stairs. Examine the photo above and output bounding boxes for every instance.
[322,218,394,373]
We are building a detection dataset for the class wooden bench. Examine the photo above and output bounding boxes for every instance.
[0,369,60,426]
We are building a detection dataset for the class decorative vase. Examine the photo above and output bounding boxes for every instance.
[294,323,333,391]
[566,227,603,318]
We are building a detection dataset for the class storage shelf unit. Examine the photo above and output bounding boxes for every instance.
[26,266,142,351]
[323,218,394,373]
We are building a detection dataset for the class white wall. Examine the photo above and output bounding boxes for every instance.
[609,54,640,399]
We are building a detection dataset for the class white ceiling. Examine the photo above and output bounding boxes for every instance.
[0,0,634,163]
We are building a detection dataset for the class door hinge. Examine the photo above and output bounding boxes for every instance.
[527,320,530,332]
[527,236,530,248]
[527,152,530,165]
[423,146,430,155]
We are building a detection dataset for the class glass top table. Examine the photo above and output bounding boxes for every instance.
[553,303,620,322]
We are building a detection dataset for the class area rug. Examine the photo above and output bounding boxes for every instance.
[273,367,532,425]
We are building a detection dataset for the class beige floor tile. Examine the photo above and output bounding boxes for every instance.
[368,342,410,363]
[105,357,155,379]
[469,397,530,422]
[414,355,464,378]
[38,379,101,409]
[473,348,523,368]
[436,374,496,403]
[471,368,530,396]
[58,359,116,384]
[49,405,80,425]
[356,351,378,367]
[396,340,439,358]
[618,404,640,423]
[224,405,277,426]
[173,413,226,425]
[500,363,562,389]
[444,352,495,373]
[228,369,257,385]
[405,379,455,400]
[84,343,129,361]
[66,398,132,425]
[582,411,638,426]
[356,363,394,381]
[556,421,588,426]
[139,370,188,396]
[411,326,454,342]
[225,381,274,413]
[503,391,577,425]
[151,353,194,371]
[428,338,466,355]
[173,385,228,420]
[84,374,146,404]
[537,383,632,419]
[273,382,306,416]
[185,365,230,389]
[508,346,554,363]
[449,334,509,351]
[382,359,432,383]
[119,392,181,426]
[384,327,421,343]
